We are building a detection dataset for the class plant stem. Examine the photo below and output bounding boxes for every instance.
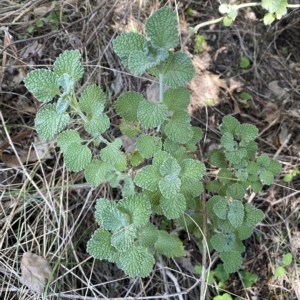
[159,73,164,103]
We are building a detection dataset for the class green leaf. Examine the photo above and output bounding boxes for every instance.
[226,183,246,200]
[56,96,69,114]
[145,8,178,50]
[118,193,151,227]
[262,0,288,16]
[180,159,206,183]
[215,263,230,282]
[274,266,285,277]
[160,157,181,177]
[221,132,235,151]
[211,233,236,252]
[130,150,144,167]
[223,16,233,26]
[220,116,240,135]
[128,49,166,76]
[247,161,258,174]
[24,69,60,102]
[53,49,84,82]
[111,225,137,251]
[35,104,70,140]
[244,203,264,226]
[239,271,258,288]
[251,180,263,193]
[58,73,75,96]
[209,149,228,168]
[100,139,122,165]
[84,112,110,136]
[94,198,114,226]
[113,32,146,67]
[267,159,282,176]
[138,223,159,247]
[185,127,203,151]
[213,198,228,220]
[155,230,185,257]
[160,193,186,219]
[227,200,244,228]
[134,165,161,191]
[235,124,258,146]
[159,177,181,199]
[136,134,162,158]
[122,177,135,197]
[163,138,180,153]
[119,119,140,137]
[63,143,92,171]
[163,87,190,112]
[220,251,243,273]
[264,12,276,25]
[236,226,253,240]
[260,170,274,185]
[180,181,203,197]
[239,57,250,69]
[87,229,117,262]
[115,92,144,122]
[163,111,193,144]
[257,153,270,168]
[225,147,247,164]
[137,100,168,129]
[282,253,293,266]
[218,169,235,184]
[79,84,106,113]
[153,52,195,88]
[117,246,155,277]
[102,205,129,232]
[57,129,82,152]
[84,159,110,186]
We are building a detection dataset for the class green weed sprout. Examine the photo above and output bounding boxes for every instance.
[24,7,281,278]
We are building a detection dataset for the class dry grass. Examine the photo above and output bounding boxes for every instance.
[1,0,300,299]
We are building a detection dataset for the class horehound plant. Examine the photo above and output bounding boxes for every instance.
[24,7,281,279]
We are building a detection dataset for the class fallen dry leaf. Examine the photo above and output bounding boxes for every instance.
[20,252,52,294]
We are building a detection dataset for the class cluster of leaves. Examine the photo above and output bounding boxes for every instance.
[206,116,281,273]
[218,0,289,26]
[24,7,282,279]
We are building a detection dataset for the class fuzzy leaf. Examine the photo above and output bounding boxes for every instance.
[84,159,110,186]
[159,177,181,199]
[119,119,140,137]
[260,170,274,185]
[163,138,180,153]
[102,205,129,232]
[218,169,235,184]
[251,180,263,193]
[122,177,135,197]
[163,87,190,112]
[87,229,117,262]
[221,132,235,151]
[57,129,82,152]
[213,198,228,220]
[227,200,244,228]
[118,193,151,227]
[245,141,258,159]
[225,147,247,164]
[160,193,186,219]
[155,230,185,257]
[267,159,282,176]
[138,223,159,248]
[63,143,92,171]
[151,52,195,88]
[130,150,144,167]
[145,8,178,49]
[244,204,263,227]
[24,69,60,102]
[134,165,161,191]
[94,198,114,226]
[209,149,228,168]
[235,124,258,146]
[236,226,253,240]
[79,84,106,113]
[100,139,122,165]
[53,49,84,82]
[226,183,246,200]
[180,159,206,183]
[84,112,110,136]
[220,251,243,273]
[257,153,270,168]
[235,169,248,181]
[163,111,193,144]
[137,100,168,129]
[220,115,240,135]
[160,157,181,177]
[128,49,165,76]
[115,92,144,122]
[35,104,70,140]
[111,225,137,251]
[58,73,75,96]
[136,134,162,158]
[56,96,69,114]
[185,127,203,152]
[117,246,155,277]
[113,32,146,67]
[211,233,236,252]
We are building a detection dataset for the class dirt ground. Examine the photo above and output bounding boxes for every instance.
[1,1,300,299]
